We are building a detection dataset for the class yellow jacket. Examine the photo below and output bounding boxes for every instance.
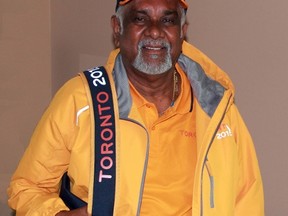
[7,41,264,215]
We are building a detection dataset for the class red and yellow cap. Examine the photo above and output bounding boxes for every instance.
[116,0,188,11]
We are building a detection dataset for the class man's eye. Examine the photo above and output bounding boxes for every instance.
[162,18,176,24]
[134,16,146,23]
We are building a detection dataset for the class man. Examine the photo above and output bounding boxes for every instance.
[7,0,264,215]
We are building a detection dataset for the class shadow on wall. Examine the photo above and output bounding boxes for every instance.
[0,201,15,216]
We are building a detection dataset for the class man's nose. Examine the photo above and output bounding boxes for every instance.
[144,22,164,39]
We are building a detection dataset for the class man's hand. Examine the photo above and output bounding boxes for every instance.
[55,206,88,216]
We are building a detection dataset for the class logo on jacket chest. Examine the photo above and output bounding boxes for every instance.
[216,123,232,140]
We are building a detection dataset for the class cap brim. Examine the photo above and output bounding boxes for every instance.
[119,0,132,6]
[179,0,188,9]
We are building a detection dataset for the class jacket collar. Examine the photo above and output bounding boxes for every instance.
[107,41,234,118]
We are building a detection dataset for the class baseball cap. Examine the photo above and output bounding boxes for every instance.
[115,0,188,12]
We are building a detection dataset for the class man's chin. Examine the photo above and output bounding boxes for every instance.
[133,62,171,75]
[143,53,167,62]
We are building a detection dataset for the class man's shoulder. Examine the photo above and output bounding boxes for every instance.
[59,75,85,93]
[51,75,87,107]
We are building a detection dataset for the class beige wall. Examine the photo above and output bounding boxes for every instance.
[1,0,288,215]
[51,0,115,93]
[0,0,51,215]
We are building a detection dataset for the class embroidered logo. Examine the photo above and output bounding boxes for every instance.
[180,130,196,138]
[216,123,232,140]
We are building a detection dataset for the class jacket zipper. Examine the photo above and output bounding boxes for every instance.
[200,94,232,216]
[205,159,215,208]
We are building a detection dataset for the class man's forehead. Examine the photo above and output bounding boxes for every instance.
[127,1,181,14]
[116,0,188,12]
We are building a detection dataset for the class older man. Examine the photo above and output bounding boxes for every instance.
[7,0,264,215]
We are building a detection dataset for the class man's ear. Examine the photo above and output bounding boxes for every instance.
[111,15,121,48]
[181,22,188,40]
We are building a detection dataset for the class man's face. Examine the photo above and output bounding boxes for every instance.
[112,0,187,75]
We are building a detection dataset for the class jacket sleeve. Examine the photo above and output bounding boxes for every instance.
[230,104,265,216]
[7,77,82,215]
